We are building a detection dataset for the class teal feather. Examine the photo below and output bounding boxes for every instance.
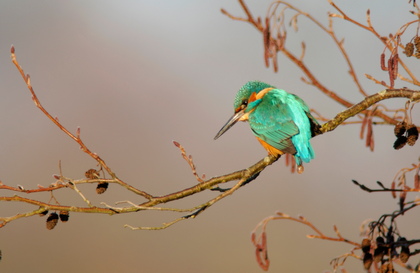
[234,81,274,110]
[236,81,318,166]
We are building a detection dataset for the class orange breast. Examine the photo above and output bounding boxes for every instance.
[256,137,284,156]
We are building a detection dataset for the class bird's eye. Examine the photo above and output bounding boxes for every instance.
[241,99,248,109]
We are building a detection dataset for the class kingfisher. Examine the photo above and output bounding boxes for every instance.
[214,81,319,174]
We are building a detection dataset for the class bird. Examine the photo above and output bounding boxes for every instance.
[214,81,320,174]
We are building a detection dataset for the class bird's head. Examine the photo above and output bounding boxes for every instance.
[214,81,274,140]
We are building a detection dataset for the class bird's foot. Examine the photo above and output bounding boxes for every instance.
[297,165,304,174]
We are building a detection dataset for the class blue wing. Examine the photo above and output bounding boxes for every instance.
[248,89,316,164]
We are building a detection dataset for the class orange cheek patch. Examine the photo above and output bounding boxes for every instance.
[256,88,274,100]
[248,92,257,103]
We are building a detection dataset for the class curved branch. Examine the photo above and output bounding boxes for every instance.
[2,44,420,230]
[319,89,420,135]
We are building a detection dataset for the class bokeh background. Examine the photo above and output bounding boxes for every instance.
[1,1,419,272]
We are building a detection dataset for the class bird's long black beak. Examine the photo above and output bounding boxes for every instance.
[214,110,245,140]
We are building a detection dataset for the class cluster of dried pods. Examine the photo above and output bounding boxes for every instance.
[393,121,419,149]
[40,168,108,230]
[403,36,420,58]
[85,168,108,194]
[41,210,70,230]
[362,235,411,272]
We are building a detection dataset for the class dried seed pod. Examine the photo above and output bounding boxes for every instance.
[96,182,109,194]
[374,236,386,263]
[393,136,407,150]
[59,211,70,222]
[414,172,420,189]
[376,236,385,245]
[362,238,371,253]
[403,42,415,57]
[414,36,420,51]
[46,212,59,230]
[394,122,406,137]
[380,263,394,273]
[363,252,373,270]
[400,248,410,263]
[85,169,100,179]
[406,125,419,146]
[398,237,410,263]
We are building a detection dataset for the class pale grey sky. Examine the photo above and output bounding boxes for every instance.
[0,1,419,272]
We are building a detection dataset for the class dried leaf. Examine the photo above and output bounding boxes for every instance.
[414,171,420,189]
[360,115,368,139]
[388,57,395,87]
[366,120,374,151]
[255,231,270,271]
[391,181,397,198]
[392,53,399,80]
[380,53,387,71]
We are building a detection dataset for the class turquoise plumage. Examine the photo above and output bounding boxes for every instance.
[214,81,319,173]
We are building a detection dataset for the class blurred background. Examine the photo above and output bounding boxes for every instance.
[0,1,419,272]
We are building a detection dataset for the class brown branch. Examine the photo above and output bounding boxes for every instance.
[4,0,420,230]
[4,47,283,228]
[2,43,420,230]
[318,89,420,135]
[137,154,279,209]
[10,46,153,201]
[329,0,420,85]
